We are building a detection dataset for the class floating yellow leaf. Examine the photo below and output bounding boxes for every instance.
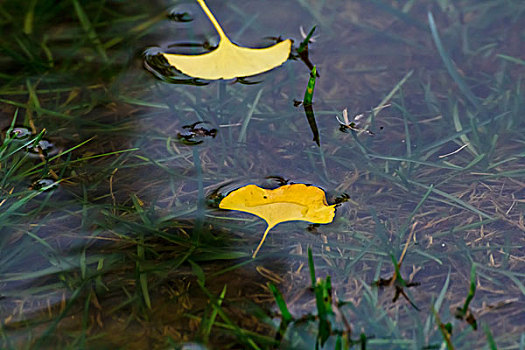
[162,0,292,80]
[219,184,336,257]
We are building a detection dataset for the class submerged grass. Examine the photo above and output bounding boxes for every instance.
[1,0,524,349]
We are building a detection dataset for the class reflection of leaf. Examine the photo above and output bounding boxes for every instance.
[303,66,320,146]
[219,184,335,257]
[162,0,292,80]
[304,104,319,146]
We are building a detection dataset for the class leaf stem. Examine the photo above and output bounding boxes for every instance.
[196,0,230,42]
[252,226,272,258]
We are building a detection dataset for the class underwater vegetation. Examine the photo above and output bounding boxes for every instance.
[0,0,524,349]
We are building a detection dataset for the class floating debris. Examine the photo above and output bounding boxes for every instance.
[26,139,59,158]
[177,121,217,145]
[167,11,193,22]
[7,126,32,140]
[336,105,390,135]
[30,178,59,191]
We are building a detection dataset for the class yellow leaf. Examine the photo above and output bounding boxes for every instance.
[162,0,292,80]
[219,184,336,257]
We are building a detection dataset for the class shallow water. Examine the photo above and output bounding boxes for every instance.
[1,0,524,349]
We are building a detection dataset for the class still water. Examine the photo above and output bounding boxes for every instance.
[0,0,524,348]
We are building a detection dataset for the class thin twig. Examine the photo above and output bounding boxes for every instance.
[438,143,469,158]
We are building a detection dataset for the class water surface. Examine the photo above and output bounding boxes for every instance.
[0,0,524,348]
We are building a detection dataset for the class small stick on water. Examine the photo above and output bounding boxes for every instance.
[110,168,118,214]
[438,143,469,158]
[397,221,418,272]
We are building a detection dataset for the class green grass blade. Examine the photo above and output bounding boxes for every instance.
[238,88,263,144]
[269,283,293,323]
[72,0,108,62]
[369,0,427,30]
[189,259,206,285]
[201,284,227,343]
[497,54,525,66]
[303,66,320,145]
[461,264,476,315]
[452,102,478,156]
[408,180,493,219]
[297,26,316,53]
[23,0,38,35]
[303,66,317,105]
[434,269,451,313]
[482,323,497,350]
[399,184,433,237]
[308,247,316,288]
[428,12,479,109]
[198,281,261,350]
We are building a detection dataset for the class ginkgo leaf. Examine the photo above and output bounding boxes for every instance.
[162,0,292,80]
[219,184,336,258]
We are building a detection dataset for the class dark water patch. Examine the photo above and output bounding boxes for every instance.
[177,121,217,145]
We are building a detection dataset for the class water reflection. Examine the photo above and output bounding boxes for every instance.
[6,126,32,140]
[0,0,524,348]
[144,48,210,86]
